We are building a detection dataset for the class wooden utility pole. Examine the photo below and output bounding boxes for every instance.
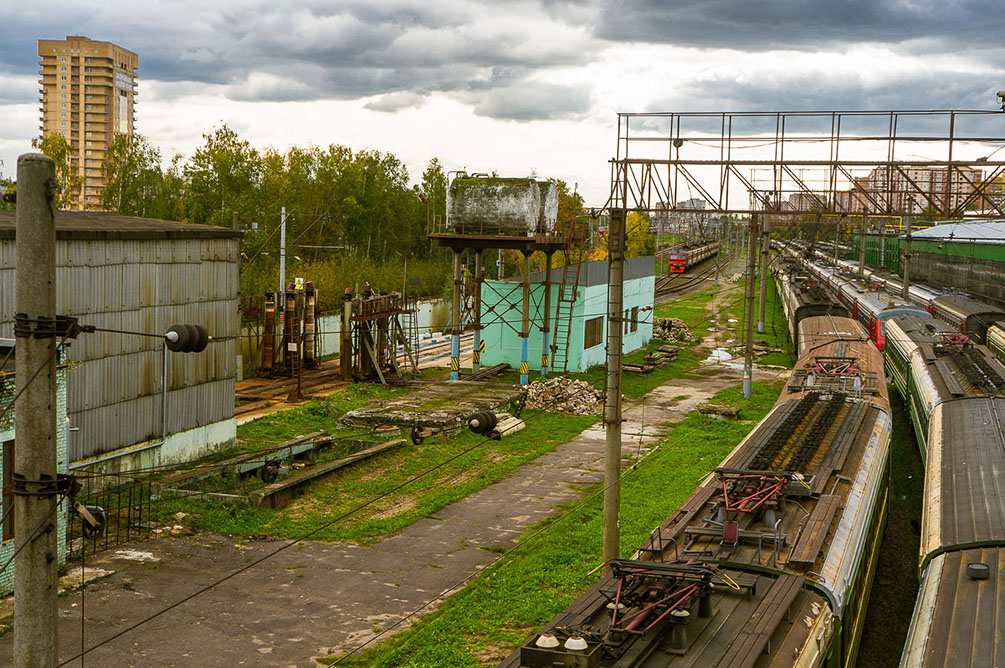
[14,152,59,666]
[743,215,758,399]
[603,208,626,566]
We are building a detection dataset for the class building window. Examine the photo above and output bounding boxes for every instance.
[61,94,67,100]
[60,122,66,127]
[624,309,630,334]
[60,75,66,81]
[585,316,603,349]
[3,439,14,541]
[60,66,66,72]
[61,85,66,90]
[631,307,639,333]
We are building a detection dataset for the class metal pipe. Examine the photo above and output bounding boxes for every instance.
[520,251,531,385]
[451,250,461,381]
[541,251,552,377]
[472,249,482,374]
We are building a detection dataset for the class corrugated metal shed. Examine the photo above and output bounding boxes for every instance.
[0,212,240,462]
[903,220,1005,244]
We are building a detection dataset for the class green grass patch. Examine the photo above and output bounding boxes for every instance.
[157,409,597,543]
[325,379,786,667]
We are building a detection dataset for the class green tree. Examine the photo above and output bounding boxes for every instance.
[184,124,262,226]
[0,178,13,212]
[31,133,82,209]
[101,133,164,216]
[626,211,656,257]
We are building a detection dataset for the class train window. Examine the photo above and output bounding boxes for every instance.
[631,307,638,332]
[584,317,603,349]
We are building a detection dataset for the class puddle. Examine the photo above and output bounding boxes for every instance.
[727,318,738,323]
[707,348,733,362]
[115,550,159,562]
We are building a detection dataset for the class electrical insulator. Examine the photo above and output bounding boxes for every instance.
[165,324,209,352]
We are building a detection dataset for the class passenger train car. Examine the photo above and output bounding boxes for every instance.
[665,242,719,273]
[881,317,1005,666]
[774,265,849,350]
[502,316,891,668]
[928,293,1005,344]
[852,293,930,351]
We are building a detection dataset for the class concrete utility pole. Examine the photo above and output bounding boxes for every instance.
[279,206,287,297]
[757,217,770,334]
[743,215,758,399]
[603,208,626,566]
[14,153,59,666]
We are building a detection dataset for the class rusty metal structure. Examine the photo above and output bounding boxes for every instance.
[338,286,418,384]
[259,282,321,400]
[608,109,1005,219]
[427,174,587,384]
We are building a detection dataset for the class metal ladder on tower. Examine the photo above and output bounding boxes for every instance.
[550,225,589,374]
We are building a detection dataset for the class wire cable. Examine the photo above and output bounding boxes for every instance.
[56,406,557,665]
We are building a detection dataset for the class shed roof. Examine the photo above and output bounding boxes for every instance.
[0,211,243,241]
[901,220,1005,244]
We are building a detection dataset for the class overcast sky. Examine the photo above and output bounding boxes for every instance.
[2,0,1004,204]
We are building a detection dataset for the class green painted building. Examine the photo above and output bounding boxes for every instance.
[854,220,1005,307]
[479,257,655,374]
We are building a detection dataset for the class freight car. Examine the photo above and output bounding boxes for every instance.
[665,242,719,273]
[881,316,1005,666]
[502,316,890,668]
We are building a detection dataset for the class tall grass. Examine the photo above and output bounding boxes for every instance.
[241,254,453,310]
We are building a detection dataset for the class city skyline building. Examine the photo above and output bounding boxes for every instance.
[38,35,137,210]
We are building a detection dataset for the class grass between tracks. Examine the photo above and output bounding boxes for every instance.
[323,379,785,667]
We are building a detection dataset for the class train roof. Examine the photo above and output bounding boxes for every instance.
[887,318,1005,401]
[921,397,1005,565]
[502,316,890,667]
[902,547,1005,668]
[932,294,1005,319]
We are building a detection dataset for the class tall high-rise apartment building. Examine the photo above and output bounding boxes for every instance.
[38,36,137,210]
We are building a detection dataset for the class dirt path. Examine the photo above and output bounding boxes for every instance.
[0,287,787,667]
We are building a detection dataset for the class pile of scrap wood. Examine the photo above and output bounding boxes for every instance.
[526,376,604,415]
[644,345,679,367]
[624,345,679,374]
[654,317,696,342]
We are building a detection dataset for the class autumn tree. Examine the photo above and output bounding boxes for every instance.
[32,133,83,209]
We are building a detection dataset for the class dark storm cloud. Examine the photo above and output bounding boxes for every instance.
[595,0,1005,52]
[3,0,595,120]
[666,72,1002,114]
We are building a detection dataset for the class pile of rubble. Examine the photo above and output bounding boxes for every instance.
[526,376,604,415]
[654,317,697,343]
